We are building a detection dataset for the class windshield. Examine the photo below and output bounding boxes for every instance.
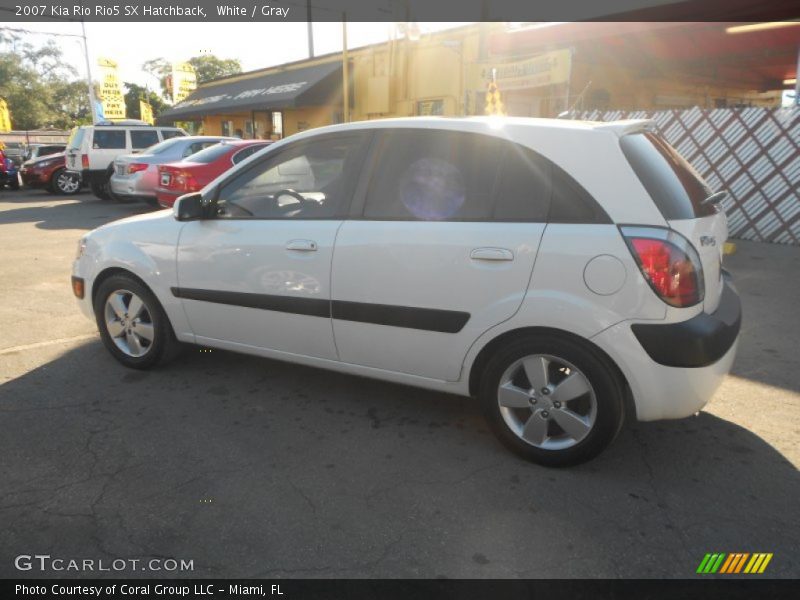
[183,143,233,164]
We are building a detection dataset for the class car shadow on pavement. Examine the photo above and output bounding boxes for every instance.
[1,339,797,578]
[0,193,156,230]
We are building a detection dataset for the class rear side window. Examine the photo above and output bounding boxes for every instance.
[620,132,716,220]
[232,144,268,164]
[131,130,159,150]
[92,130,125,149]
[549,164,610,224]
[493,146,550,221]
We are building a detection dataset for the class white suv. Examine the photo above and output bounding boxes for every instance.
[65,121,186,200]
[71,118,741,466]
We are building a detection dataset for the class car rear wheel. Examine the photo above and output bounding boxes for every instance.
[52,168,81,195]
[90,175,110,200]
[479,334,625,467]
[94,274,181,369]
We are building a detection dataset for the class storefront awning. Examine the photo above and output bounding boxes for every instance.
[159,62,342,120]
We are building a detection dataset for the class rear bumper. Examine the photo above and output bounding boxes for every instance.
[631,278,741,368]
[592,277,741,421]
[110,170,157,198]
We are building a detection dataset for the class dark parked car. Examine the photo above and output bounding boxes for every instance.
[20,152,81,195]
[2,142,27,167]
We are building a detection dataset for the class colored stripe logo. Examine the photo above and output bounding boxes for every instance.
[697,553,773,574]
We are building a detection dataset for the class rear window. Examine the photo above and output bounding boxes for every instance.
[620,132,716,220]
[160,129,186,140]
[131,130,159,149]
[183,143,232,164]
[144,138,182,155]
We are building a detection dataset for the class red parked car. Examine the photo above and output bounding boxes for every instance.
[19,152,82,195]
[156,140,271,208]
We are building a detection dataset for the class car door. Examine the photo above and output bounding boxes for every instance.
[175,131,371,359]
[331,128,550,381]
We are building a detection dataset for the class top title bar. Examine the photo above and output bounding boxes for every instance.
[1,0,798,22]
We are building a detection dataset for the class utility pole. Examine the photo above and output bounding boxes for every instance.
[80,19,98,124]
[306,0,314,58]
[342,13,349,122]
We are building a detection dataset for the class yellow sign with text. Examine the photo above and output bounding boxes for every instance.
[140,101,154,125]
[472,49,572,91]
[0,98,11,132]
[172,62,197,105]
[97,57,126,121]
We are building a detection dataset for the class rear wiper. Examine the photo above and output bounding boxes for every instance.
[702,191,727,206]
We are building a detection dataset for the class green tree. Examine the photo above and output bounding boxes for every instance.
[123,82,169,120]
[0,32,90,129]
[142,54,243,100]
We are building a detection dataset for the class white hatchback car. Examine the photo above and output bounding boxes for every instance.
[72,117,741,466]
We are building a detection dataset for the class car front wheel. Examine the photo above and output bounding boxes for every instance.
[479,334,625,467]
[94,274,181,369]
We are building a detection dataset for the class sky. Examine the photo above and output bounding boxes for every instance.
[12,21,470,91]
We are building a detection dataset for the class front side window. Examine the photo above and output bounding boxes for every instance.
[92,130,125,149]
[131,130,159,149]
[216,134,365,220]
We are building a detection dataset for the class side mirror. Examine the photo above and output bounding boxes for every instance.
[173,192,205,221]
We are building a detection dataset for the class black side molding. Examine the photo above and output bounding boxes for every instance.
[171,288,470,334]
[631,278,741,368]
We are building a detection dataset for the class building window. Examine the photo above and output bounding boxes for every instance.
[245,120,254,138]
[221,120,234,137]
[417,99,444,116]
[271,111,283,138]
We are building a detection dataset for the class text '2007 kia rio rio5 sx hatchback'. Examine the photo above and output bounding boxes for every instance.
[72,117,741,466]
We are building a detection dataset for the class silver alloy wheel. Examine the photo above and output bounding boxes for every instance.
[103,289,155,358]
[497,353,597,450]
[56,171,80,194]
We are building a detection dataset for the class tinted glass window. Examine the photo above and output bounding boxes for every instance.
[620,132,716,219]
[493,146,550,222]
[92,130,125,149]
[147,138,183,155]
[548,164,610,224]
[131,130,159,149]
[161,129,185,140]
[363,130,503,221]
[184,143,232,164]
[232,144,269,164]
[217,135,364,220]
[39,145,64,156]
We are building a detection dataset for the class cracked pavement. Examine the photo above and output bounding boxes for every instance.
[1,189,798,578]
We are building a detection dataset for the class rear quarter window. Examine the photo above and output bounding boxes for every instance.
[620,132,716,220]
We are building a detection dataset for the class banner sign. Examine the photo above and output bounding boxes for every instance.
[172,62,197,105]
[0,98,11,132]
[472,49,572,91]
[140,100,154,124]
[97,57,127,120]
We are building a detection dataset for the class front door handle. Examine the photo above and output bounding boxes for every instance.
[470,247,514,261]
[285,239,318,252]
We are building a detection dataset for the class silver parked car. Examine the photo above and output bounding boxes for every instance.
[110,135,235,205]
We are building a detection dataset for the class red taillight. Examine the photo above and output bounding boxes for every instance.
[174,170,199,192]
[81,154,89,169]
[622,227,704,308]
[127,163,148,174]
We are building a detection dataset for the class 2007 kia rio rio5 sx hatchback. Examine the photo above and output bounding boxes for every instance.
[72,117,741,466]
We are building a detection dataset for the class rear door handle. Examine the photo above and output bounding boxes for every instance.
[285,239,318,252]
[470,247,514,261]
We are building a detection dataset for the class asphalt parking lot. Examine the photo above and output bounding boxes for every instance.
[1,187,798,579]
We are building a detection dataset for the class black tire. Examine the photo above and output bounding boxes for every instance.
[94,274,182,369]
[90,174,110,200]
[478,334,625,467]
[51,168,81,195]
